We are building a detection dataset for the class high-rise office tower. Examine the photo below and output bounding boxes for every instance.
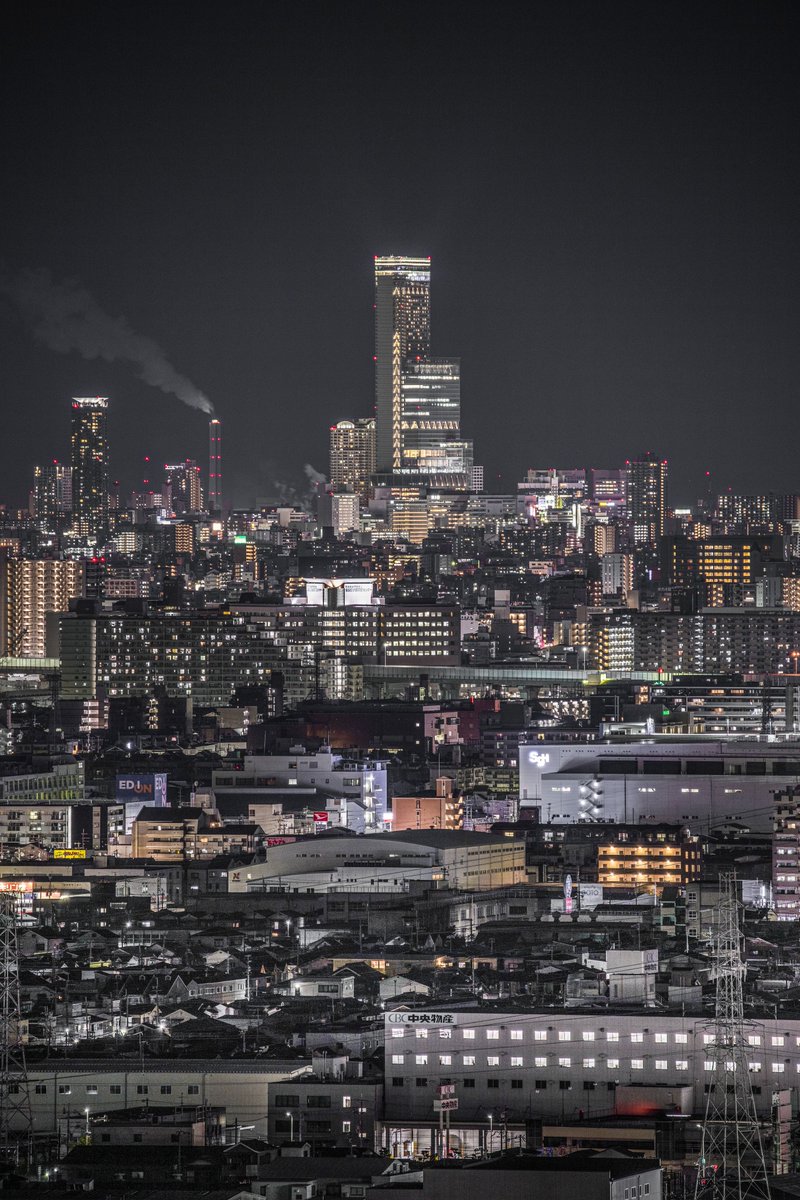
[70,397,109,541]
[165,460,203,514]
[208,419,222,513]
[625,452,668,546]
[33,461,72,534]
[374,255,431,471]
[329,418,376,495]
[400,357,467,476]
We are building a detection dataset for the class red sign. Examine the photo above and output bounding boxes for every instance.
[313,812,329,824]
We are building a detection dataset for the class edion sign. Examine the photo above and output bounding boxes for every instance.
[116,774,168,804]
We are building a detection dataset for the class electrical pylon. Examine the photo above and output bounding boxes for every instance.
[0,890,32,1163]
[694,873,771,1199]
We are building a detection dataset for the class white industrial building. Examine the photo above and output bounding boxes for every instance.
[382,1006,798,1149]
[10,1059,307,1137]
[228,830,525,894]
[519,739,800,832]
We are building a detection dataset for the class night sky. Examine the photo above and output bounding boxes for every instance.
[2,1,799,508]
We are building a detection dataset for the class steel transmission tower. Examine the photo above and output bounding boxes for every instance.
[694,873,771,1199]
[0,890,32,1162]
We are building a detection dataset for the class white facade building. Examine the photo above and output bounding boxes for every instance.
[212,750,388,833]
[383,1007,796,1128]
[519,740,800,832]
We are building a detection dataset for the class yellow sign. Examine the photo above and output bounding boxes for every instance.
[54,849,87,860]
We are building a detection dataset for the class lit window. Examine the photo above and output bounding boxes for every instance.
[607,1058,620,1069]
[631,1059,644,1070]
[511,1056,523,1068]
[558,1030,571,1042]
[583,1058,595,1069]
[415,1055,428,1066]
[631,1032,644,1044]
[535,1056,547,1068]
[558,1057,571,1068]
[606,1031,619,1042]
[392,1055,403,1065]
[655,1060,668,1070]
[534,1030,547,1041]
[463,1055,475,1066]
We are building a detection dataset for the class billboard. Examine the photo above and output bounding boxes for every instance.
[54,849,87,860]
[116,774,168,805]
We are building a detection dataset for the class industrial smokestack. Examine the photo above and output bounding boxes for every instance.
[209,418,222,513]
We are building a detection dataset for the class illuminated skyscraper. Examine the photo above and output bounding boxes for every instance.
[374,255,431,471]
[70,397,109,542]
[400,357,470,478]
[208,418,222,512]
[165,460,202,513]
[0,557,85,657]
[329,418,376,495]
[625,452,668,546]
[33,461,72,533]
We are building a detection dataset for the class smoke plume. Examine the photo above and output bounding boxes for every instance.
[304,463,327,486]
[0,267,213,414]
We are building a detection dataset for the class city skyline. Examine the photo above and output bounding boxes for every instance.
[2,4,800,506]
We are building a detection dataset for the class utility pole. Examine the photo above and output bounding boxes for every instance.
[694,873,771,1199]
[0,891,32,1165]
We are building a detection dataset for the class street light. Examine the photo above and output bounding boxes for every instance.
[84,1107,90,1137]
[286,1111,294,1142]
[487,1112,493,1154]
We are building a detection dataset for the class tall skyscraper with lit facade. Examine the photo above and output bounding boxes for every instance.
[0,556,85,657]
[329,418,375,495]
[70,397,109,541]
[33,461,72,533]
[165,460,202,513]
[374,256,431,471]
[400,357,470,476]
[625,452,668,546]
